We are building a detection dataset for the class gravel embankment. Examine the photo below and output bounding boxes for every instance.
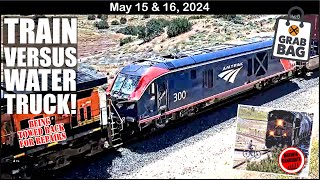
[58,71,319,179]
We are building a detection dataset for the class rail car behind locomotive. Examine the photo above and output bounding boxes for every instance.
[305,14,319,70]
[104,35,318,146]
[1,71,108,178]
[265,110,313,148]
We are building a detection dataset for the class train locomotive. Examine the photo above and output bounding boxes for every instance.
[1,15,319,178]
[105,15,319,146]
[1,71,108,178]
[265,110,313,148]
[104,35,318,146]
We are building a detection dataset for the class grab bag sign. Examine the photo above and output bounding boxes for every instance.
[272,6,312,62]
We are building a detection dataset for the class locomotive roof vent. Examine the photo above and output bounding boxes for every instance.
[175,44,235,58]
[133,56,167,66]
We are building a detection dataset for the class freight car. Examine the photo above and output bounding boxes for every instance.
[104,36,316,147]
[304,15,319,70]
[1,71,108,178]
[265,110,312,148]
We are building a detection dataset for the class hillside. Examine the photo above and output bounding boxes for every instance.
[76,15,277,81]
[1,14,278,82]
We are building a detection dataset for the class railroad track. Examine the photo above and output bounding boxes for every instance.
[237,132,265,144]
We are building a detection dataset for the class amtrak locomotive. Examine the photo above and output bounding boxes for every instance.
[104,35,318,146]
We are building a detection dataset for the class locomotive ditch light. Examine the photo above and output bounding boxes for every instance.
[276,119,284,127]
[269,131,275,136]
[283,132,287,137]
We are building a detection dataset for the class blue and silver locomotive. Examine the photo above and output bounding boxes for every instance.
[104,36,316,146]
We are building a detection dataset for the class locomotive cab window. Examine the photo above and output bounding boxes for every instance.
[80,108,85,122]
[20,118,30,129]
[34,115,43,120]
[158,82,167,98]
[86,106,92,120]
[110,73,141,96]
[157,81,167,108]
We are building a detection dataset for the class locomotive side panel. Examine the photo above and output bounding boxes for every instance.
[299,113,313,139]
[154,49,290,114]
[136,48,296,123]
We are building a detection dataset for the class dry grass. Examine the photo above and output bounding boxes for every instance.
[238,106,269,121]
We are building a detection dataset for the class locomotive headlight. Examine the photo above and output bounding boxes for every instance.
[276,119,284,127]
[269,131,275,136]
[283,132,287,137]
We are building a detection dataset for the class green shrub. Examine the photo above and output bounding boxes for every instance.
[216,14,236,20]
[120,17,127,24]
[117,26,143,35]
[111,20,120,25]
[167,18,192,38]
[217,15,244,25]
[93,21,98,27]
[136,26,146,39]
[100,15,108,20]
[225,37,232,41]
[310,140,319,179]
[120,37,133,46]
[87,14,96,20]
[145,18,169,40]
[247,147,285,174]
[96,20,109,29]
[231,15,245,25]
[147,18,170,28]
[117,18,192,42]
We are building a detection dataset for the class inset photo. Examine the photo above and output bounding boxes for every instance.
[233,104,314,177]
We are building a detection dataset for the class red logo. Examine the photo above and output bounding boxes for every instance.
[278,147,306,174]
